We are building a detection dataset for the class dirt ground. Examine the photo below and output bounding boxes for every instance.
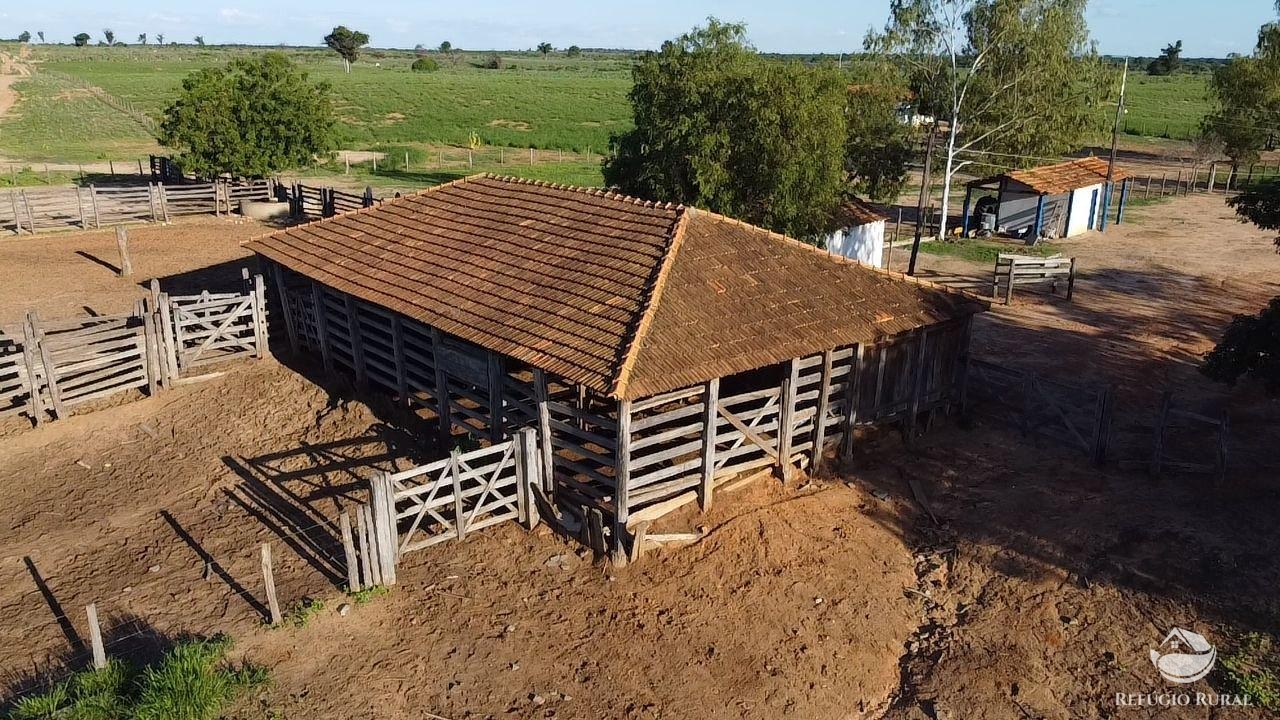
[1,193,1278,719]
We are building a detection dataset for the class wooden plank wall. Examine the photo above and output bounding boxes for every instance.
[0,333,28,418]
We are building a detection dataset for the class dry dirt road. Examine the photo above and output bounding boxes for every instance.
[0,194,1277,719]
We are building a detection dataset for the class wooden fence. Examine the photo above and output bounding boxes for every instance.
[966,358,1113,463]
[1151,391,1229,480]
[1,180,273,235]
[338,428,542,589]
[0,274,266,426]
[278,183,376,220]
[992,254,1076,304]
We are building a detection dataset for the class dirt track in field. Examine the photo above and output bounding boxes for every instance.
[0,194,1278,719]
[0,51,31,121]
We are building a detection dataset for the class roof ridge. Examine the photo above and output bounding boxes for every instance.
[610,206,692,399]
[479,173,684,211]
[690,207,991,308]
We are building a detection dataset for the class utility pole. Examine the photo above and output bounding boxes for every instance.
[1104,58,1128,225]
[907,124,937,276]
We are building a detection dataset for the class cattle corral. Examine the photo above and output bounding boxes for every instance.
[0,190,1278,718]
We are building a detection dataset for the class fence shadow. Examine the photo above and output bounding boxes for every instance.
[220,424,428,587]
[0,614,173,711]
[159,511,268,620]
[21,557,84,654]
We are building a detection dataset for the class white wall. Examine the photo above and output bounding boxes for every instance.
[827,220,886,268]
[1065,183,1102,237]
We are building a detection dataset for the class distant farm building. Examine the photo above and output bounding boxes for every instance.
[824,199,888,268]
[247,175,985,552]
[963,157,1132,240]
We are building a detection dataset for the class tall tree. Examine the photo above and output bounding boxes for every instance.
[73,32,91,47]
[194,35,205,46]
[566,45,582,58]
[102,28,115,46]
[1147,40,1183,76]
[324,26,369,72]
[1203,25,1280,171]
[867,0,1112,239]
[17,31,31,43]
[845,68,917,202]
[159,52,335,178]
[439,40,452,53]
[604,19,847,240]
[537,42,553,58]
[138,33,147,45]
[37,31,44,43]
[156,33,164,44]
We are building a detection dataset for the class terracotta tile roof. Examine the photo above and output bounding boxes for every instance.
[247,175,985,400]
[1004,157,1130,195]
[828,198,888,230]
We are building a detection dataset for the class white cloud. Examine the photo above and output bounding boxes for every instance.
[218,8,259,24]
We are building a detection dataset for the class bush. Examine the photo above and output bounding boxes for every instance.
[1201,296,1280,394]
[410,57,439,72]
[484,53,504,70]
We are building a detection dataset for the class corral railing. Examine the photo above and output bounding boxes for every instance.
[0,273,267,426]
[966,357,1113,463]
[1,180,273,235]
[992,254,1076,305]
[339,428,542,591]
[278,183,377,220]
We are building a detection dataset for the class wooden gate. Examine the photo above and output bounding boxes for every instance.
[967,358,1113,463]
[387,428,540,556]
[164,274,266,372]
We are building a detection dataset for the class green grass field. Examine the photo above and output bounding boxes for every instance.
[1119,73,1211,141]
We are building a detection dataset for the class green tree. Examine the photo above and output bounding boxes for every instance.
[1147,40,1183,75]
[156,33,164,44]
[604,19,847,240]
[138,33,147,45]
[537,42,553,58]
[439,40,452,53]
[566,45,582,58]
[1202,296,1280,394]
[411,57,439,72]
[73,32,91,47]
[868,0,1112,238]
[194,35,205,46]
[17,31,31,43]
[37,31,44,43]
[324,25,369,72]
[102,28,115,45]
[159,53,335,178]
[845,74,916,202]
[1203,25,1280,171]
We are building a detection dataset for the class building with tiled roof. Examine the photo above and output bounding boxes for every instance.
[248,175,986,548]
[963,157,1135,240]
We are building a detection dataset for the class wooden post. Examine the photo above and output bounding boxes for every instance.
[20,190,35,232]
[487,353,504,442]
[355,505,374,588]
[811,350,834,472]
[8,190,22,234]
[1216,412,1230,483]
[391,316,409,408]
[86,603,106,670]
[699,377,719,510]
[431,327,452,447]
[339,511,360,593]
[1207,163,1217,193]
[311,284,333,372]
[270,264,299,355]
[614,399,633,554]
[368,472,397,586]
[1066,259,1077,300]
[158,184,171,222]
[1159,173,1167,196]
[114,226,133,277]
[88,185,101,228]
[1175,170,1184,196]
[514,427,540,529]
[260,543,282,625]
[76,187,87,229]
[1151,390,1172,479]
[450,450,466,540]
[141,309,160,396]
[533,368,554,494]
[157,291,180,382]
[840,344,865,459]
[776,359,798,481]
[1091,386,1113,465]
[28,312,65,420]
[906,330,930,439]
[343,296,367,387]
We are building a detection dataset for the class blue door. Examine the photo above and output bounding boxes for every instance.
[1087,188,1099,230]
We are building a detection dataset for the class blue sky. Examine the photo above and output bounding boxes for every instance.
[2,1,1274,57]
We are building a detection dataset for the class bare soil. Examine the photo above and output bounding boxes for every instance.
[1,194,1278,719]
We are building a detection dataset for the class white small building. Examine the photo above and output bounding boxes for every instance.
[962,157,1133,240]
[825,199,888,268]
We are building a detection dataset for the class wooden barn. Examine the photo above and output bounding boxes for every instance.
[962,157,1133,240]
[246,175,986,551]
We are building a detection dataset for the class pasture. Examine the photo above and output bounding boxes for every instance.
[1119,72,1211,140]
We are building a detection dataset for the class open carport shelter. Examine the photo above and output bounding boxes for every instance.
[963,157,1132,240]
[246,174,986,552]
